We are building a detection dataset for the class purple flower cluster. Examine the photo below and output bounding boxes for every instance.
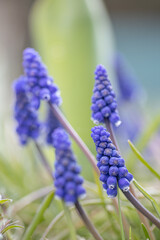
[23,48,61,108]
[91,126,133,198]
[91,65,121,126]
[45,108,62,145]
[14,76,41,145]
[53,128,86,204]
[114,54,139,101]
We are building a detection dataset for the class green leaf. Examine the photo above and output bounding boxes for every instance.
[129,226,132,240]
[127,114,160,170]
[128,140,160,180]
[22,191,54,240]
[133,179,160,218]
[141,223,151,240]
[117,188,125,240]
[1,225,23,234]
[63,202,77,240]
[0,199,12,205]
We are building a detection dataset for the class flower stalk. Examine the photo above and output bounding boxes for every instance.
[49,102,98,174]
[75,201,103,240]
[105,118,160,229]
[34,142,53,179]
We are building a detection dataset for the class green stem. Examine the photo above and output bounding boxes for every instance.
[34,142,53,179]
[117,188,125,240]
[63,202,77,240]
[22,191,54,240]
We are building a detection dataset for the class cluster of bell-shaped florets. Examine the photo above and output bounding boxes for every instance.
[91,126,133,198]
[114,53,139,102]
[23,48,61,108]
[91,65,121,127]
[14,76,41,145]
[53,128,86,205]
[45,107,62,145]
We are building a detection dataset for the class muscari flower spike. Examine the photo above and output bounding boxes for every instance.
[45,107,62,145]
[91,65,121,127]
[13,76,41,145]
[53,128,86,205]
[114,53,139,102]
[23,48,61,108]
[91,125,133,198]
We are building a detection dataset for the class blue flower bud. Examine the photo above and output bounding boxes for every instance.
[102,183,108,190]
[118,167,128,178]
[118,158,125,167]
[107,187,117,198]
[107,176,117,189]
[99,165,109,174]
[99,174,109,183]
[126,172,133,183]
[91,65,121,126]
[100,156,109,165]
[118,178,130,191]
[55,189,64,199]
[109,157,119,166]
[109,166,119,176]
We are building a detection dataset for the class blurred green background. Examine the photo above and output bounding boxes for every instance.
[0,0,160,239]
[0,0,159,188]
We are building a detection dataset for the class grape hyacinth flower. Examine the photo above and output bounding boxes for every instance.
[114,53,139,102]
[91,65,121,126]
[13,76,41,145]
[91,125,133,198]
[23,48,61,108]
[45,107,62,145]
[53,128,86,205]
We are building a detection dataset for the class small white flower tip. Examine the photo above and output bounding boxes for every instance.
[122,186,130,192]
[79,193,86,200]
[115,120,122,127]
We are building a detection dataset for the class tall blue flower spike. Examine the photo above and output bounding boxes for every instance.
[91,125,133,198]
[53,128,86,205]
[114,53,139,102]
[13,76,41,145]
[46,107,62,145]
[91,65,121,127]
[23,48,61,108]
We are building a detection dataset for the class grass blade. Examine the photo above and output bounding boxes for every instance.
[0,199,12,205]
[129,227,132,240]
[133,179,160,218]
[1,225,23,234]
[117,188,125,240]
[63,202,77,240]
[22,191,54,240]
[141,223,151,240]
[128,140,160,180]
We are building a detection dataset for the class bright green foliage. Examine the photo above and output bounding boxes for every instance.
[128,140,160,180]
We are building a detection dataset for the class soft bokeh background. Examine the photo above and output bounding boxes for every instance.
[0,0,160,239]
[0,0,160,193]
